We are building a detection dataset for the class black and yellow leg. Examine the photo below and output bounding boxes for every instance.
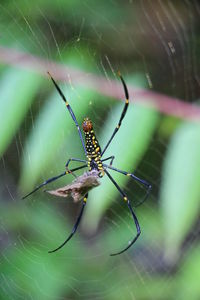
[47,72,87,156]
[101,73,129,156]
[103,164,152,207]
[104,170,141,256]
[48,193,88,253]
[22,164,87,200]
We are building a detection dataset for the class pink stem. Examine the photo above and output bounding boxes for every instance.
[0,45,200,121]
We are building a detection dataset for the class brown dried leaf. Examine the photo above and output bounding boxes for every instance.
[46,170,101,202]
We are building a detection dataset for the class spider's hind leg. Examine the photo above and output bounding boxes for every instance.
[104,170,141,256]
[102,164,152,207]
[48,193,88,253]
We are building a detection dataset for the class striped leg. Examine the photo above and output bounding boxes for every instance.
[47,72,87,156]
[101,73,129,156]
[22,164,87,200]
[105,170,141,256]
[103,164,152,207]
[48,193,88,253]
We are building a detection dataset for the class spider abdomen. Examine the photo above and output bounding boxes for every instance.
[82,118,103,173]
[85,130,103,171]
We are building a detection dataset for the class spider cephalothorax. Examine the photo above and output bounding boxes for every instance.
[82,117,93,132]
[23,72,152,256]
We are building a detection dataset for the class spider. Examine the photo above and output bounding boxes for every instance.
[23,71,152,256]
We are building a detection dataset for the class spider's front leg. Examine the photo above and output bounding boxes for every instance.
[101,73,129,156]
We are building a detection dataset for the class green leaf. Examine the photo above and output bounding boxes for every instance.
[83,102,159,231]
[0,67,43,156]
[176,245,200,300]
[158,115,181,138]
[160,121,200,261]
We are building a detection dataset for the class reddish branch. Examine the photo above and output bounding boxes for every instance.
[0,45,200,121]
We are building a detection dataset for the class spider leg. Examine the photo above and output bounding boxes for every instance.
[101,73,129,156]
[65,158,86,167]
[103,164,152,207]
[101,156,115,166]
[65,158,87,178]
[48,193,88,253]
[104,170,141,256]
[22,164,87,200]
[47,72,87,156]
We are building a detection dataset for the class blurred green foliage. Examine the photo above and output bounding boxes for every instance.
[0,1,200,300]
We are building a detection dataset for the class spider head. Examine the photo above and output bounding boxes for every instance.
[82,117,93,132]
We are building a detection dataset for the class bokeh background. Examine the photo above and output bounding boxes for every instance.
[0,1,200,299]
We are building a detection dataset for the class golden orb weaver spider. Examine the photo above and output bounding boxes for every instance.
[23,72,152,256]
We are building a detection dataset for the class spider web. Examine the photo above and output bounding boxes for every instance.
[0,1,200,299]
